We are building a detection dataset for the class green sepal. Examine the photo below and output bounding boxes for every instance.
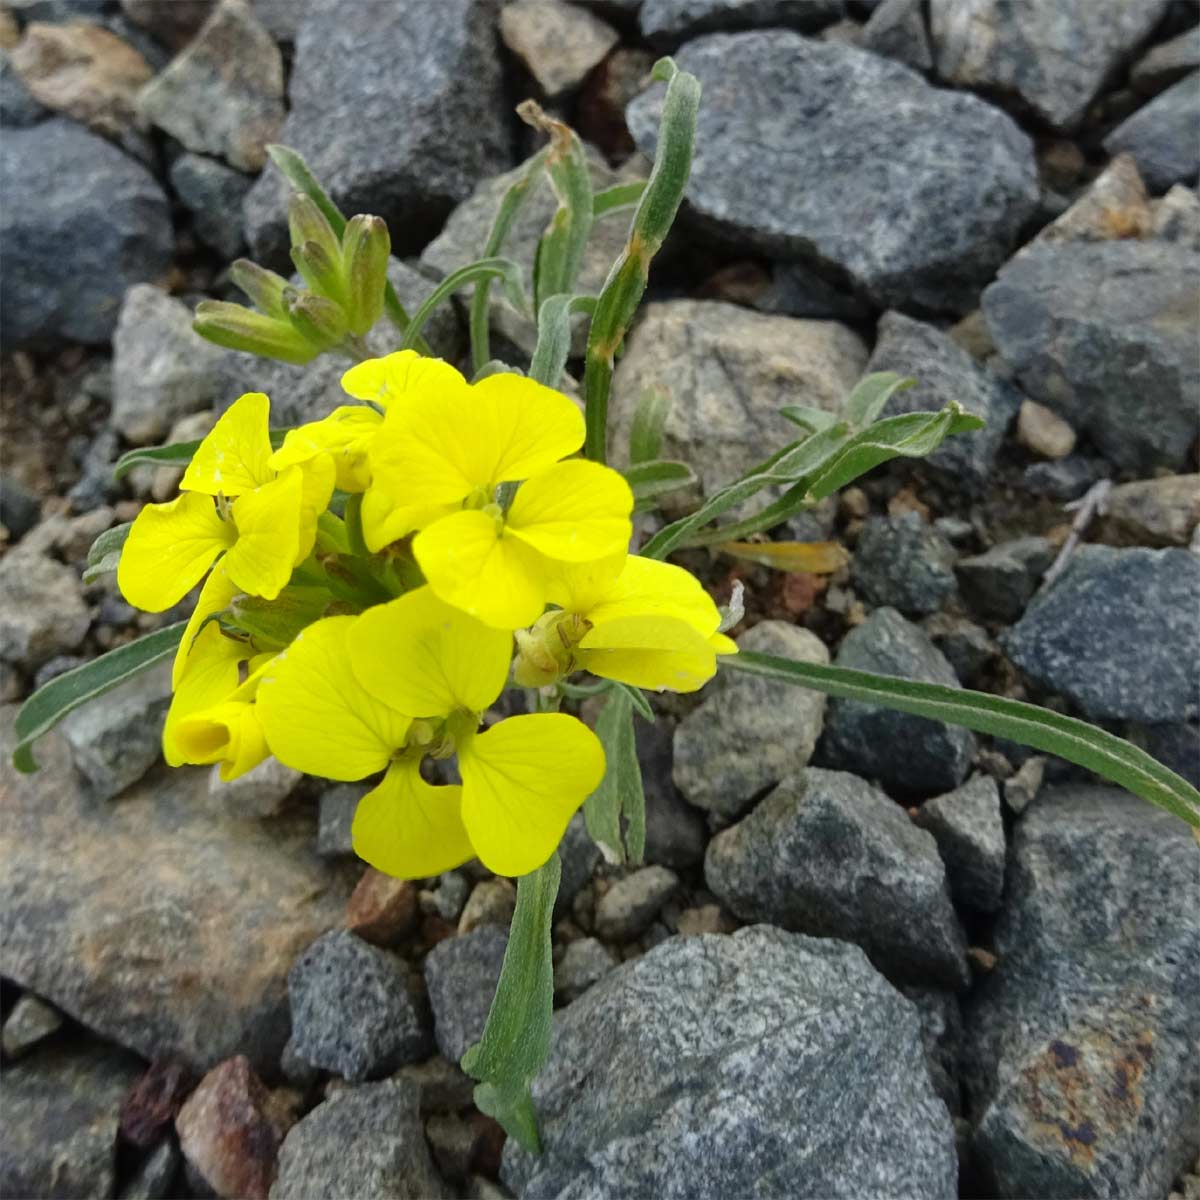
[341,214,391,336]
[228,585,333,651]
[193,300,320,365]
[82,522,131,583]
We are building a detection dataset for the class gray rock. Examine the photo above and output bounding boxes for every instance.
[503,927,959,1198]
[554,937,617,1003]
[923,612,995,685]
[637,718,707,869]
[1004,545,1199,723]
[1,993,64,1059]
[608,299,867,497]
[1151,182,1200,247]
[901,985,963,1114]
[169,153,253,259]
[628,32,1037,312]
[1104,72,1200,192]
[315,781,366,857]
[428,870,471,922]
[866,311,1024,492]
[913,774,1006,912]
[0,47,50,127]
[270,1079,447,1199]
[423,925,508,1065]
[61,662,172,802]
[209,755,301,818]
[0,476,41,540]
[1021,455,1107,502]
[1033,152,1152,246]
[819,607,975,796]
[120,1139,181,1200]
[963,786,1200,1198]
[112,284,230,444]
[860,0,932,72]
[1125,720,1200,791]
[930,0,1170,131]
[120,0,216,52]
[244,0,510,265]
[983,239,1199,473]
[706,768,968,988]
[752,260,870,321]
[554,811,601,921]
[0,118,172,347]
[639,0,843,44]
[1132,25,1200,95]
[137,0,284,172]
[674,620,830,820]
[499,0,619,99]
[851,511,958,616]
[955,536,1056,624]
[0,550,90,668]
[288,930,430,1082]
[594,865,680,942]
[0,1042,144,1200]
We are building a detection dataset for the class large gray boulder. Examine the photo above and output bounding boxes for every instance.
[1104,72,1200,193]
[639,0,843,45]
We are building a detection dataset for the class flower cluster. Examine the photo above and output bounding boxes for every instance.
[118,352,734,877]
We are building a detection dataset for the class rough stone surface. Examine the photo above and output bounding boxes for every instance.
[1104,72,1200,193]
[913,773,1006,912]
[851,511,958,616]
[0,1041,143,1200]
[1152,182,1200,247]
[270,1079,446,1199]
[1097,474,1200,548]
[121,1139,180,1200]
[120,1056,198,1149]
[457,877,516,935]
[955,536,1056,624]
[639,0,843,45]
[1004,545,1199,723]
[964,786,1200,1199]
[608,299,866,496]
[0,717,349,1072]
[288,930,430,1082]
[1,992,64,1059]
[0,550,90,668]
[346,869,419,946]
[983,239,1199,473]
[555,811,601,921]
[315,781,366,857]
[902,985,963,1114]
[1125,721,1200,791]
[112,284,229,444]
[554,937,617,1003]
[819,607,975,795]
[499,0,618,98]
[0,47,51,126]
[930,0,1169,131]
[594,866,680,942]
[423,925,508,1064]
[210,755,301,819]
[674,620,830,820]
[0,118,172,346]
[503,927,959,1199]
[867,311,1024,492]
[137,0,283,171]
[168,152,252,259]
[924,611,995,685]
[1035,153,1152,245]
[706,769,968,987]
[637,717,707,869]
[628,32,1037,312]
[860,0,932,72]
[245,0,510,265]
[120,0,215,50]
[1132,25,1200,95]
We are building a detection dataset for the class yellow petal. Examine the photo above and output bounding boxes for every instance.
[506,460,632,564]
[710,632,739,656]
[172,699,269,781]
[172,563,240,687]
[459,713,605,877]
[224,470,302,599]
[577,614,718,693]
[349,586,511,717]
[295,456,336,564]
[541,553,627,614]
[352,758,473,880]
[360,482,457,552]
[269,406,381,493]
[163,621,247,765]
[586,555,724,638]
[414,510,548,630]
[257,615,411,780]
[180,392,274,496]
[341,350,466,408]
[118,491,234,612]
[466,372,585,483]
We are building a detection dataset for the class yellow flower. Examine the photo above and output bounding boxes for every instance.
[256,588,605,878]
[118,393,334,612]
[515,555,738,693]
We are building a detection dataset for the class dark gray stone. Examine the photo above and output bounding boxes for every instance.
[244,0,510,265]
[930,0,1170,131]
[923,612,995,685]
[1104,72,1200,192]
[851,511,958,616]
[288,930,430,1082]
[955,536,1056,624]
[0,118,172,347]
[819,607,975,796]
[1021,455,1107,502]
[860,0,932,72]
[754,260,871,321]
[982,239,1200,473]
[1002,546,1200,723]
[315,781,366,857]
[0,476,40,540]
[594,866,680,943]
[1132,27,1200,96]
[866,311,1024,492]
[963,786,1200,1199]
[503,928,959,1199]
[554,811,601,922]
[637,718,707,869]
[1,993,64,1059]
[1125,721,1200,790]
[270,1080,447,1199]
[169,153,253,259]
[628,32,1037,313]
[913,773,1006,912]
[901,985,963,1114]
[0,48,49,127]
[0,550,90,669]
[554,937,617,1003]
[706,768,968,988]
[120,1139,181,1200]
[0,1042,144,1200]
[422,926,508,1065]
[639,0,842,44]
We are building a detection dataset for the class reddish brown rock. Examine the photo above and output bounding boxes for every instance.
[120,1055,199,1148]
[345,869,418,946]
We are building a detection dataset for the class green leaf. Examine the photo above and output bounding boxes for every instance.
[113,429,288,482]
[624,458,695,508]
[461,854,561,1153]
[628,385,672,464]
[528,293,597,389]
[584,688,648,865]
[612,680,655,723]
[401,257,527,352]
[229,585,331,651]
[779,405,839,434]
[844,371,915,428]
[722,651,1200,829]
[11,623,186,773]
[593,180,647,218]
[82,522,131,583]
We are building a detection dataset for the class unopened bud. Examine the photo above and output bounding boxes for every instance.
[512,611,592,688]
[341,214,390,336]
[287,193,342,263]
[229,259,292,320]
[287,292,348,350]
[291,239,346,305]
[193,300,319,365]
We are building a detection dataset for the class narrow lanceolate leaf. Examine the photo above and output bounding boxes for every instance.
[401,258,527,352]
[716,540,849,574]
[528,293,597,389]
[722,651,1200,829]
[592,180,647,218]
[779,405,839,435]
[11,622,186,773]
[584,688,647,864]
[82,522,131,583]
[843,371,915,428]
[461,854,561,1154]
[628,386,672,464]
[113,430,289,481]
[624,459,695,507]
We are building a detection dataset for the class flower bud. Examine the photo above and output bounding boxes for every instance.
[512,611,592,688]
[287,193,342,263]
[286,292,348,350]
[290,239,346,306]
[341,214,390,336]
[229,259,293,320]
[193,300,319,365]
